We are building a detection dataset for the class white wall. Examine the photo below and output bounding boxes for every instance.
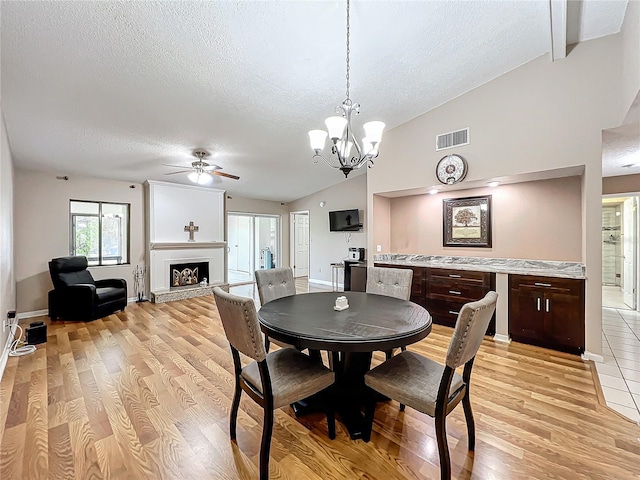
[289,174,367,284]
[0,113,16,356]
[14,169,145,313]
[368,34,627,356]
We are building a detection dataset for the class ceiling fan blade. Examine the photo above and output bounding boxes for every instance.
[213,171,240,180]
[162,164,191,169]
[164,170,191,175]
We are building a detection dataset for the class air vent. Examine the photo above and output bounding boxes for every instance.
[436,128,469,151]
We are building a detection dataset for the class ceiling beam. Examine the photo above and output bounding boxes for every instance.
[549,0,567,61]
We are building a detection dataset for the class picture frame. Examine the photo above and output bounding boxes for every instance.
[443,195,492,247]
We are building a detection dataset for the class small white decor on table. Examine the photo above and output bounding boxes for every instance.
[334,296,349,311]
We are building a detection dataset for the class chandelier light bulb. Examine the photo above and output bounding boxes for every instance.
[325,116,348,141]
[337,140,353,159]
[362,137,378,156]
[308,130,328,151]
[363,121,385,144]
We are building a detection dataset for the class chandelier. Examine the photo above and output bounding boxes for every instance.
[308,0,385,178]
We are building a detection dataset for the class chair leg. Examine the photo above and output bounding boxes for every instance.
[260,408,274,480]
[462,391,476,451]
[400,346,406,352]
[399,403,405,412]
[264,336,271,352]
[230,380,242,441]
[435,414,451,480]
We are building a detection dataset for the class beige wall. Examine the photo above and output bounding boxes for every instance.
[368,34,627,356]
[289,173,367,284]
[386,177,582,261]
[603,174,640,195]
[1,113,16,355]
[226,195,291,267]
[14,169,145,313]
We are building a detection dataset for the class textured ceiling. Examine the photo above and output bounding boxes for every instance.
[603,93,640,177]
[0,0,631,201]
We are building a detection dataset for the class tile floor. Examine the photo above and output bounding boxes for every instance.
[603,284,634,310]
[597,307,640,422]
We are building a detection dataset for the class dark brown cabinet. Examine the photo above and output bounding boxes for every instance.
[374,263,495,335]
[509,275,584,354]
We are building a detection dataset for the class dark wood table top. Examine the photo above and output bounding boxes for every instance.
[258,291,432,352]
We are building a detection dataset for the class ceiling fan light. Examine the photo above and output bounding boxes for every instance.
[187,171,199,183]
[363,121,385,144]
[197,172,213,185]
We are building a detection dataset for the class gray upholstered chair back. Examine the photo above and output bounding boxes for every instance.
[366,267,413,301]
[213,287,267,362]
[254,267,296,305]
[445,291,498,369]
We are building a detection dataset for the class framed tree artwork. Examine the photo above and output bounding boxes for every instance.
[443,195,492,247]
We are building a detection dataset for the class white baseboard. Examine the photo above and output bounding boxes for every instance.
[493,333,511,344]
[0,322,18,382]
[581,351,604,363]
[17,309,48,320]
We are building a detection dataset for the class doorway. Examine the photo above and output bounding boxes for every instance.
[227,213,280,285]
[290,211,310,278]
[602,195,639,310]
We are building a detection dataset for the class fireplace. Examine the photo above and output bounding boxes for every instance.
[170,261,209,289]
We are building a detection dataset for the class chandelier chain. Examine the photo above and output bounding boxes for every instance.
[345,0,350,101]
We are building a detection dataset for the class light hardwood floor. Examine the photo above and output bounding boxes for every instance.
[2,282,640,479]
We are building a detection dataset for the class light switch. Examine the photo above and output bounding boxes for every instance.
[376,245,382,252]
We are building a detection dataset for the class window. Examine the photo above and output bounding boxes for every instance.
[70,200,130,266]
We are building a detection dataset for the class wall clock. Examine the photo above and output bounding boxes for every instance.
[436,154,468,185]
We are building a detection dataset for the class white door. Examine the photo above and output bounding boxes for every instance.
[293,213,309,277]
[228,214,252,274]
[622,197,637,309]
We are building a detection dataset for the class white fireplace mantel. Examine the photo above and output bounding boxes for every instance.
[150,241,227,250]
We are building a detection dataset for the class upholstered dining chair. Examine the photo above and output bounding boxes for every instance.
[363,291,498,480]
[213,287,336,480]
[366,266,414,356]
[255,267,296,351]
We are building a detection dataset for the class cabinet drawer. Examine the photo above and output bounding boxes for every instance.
[428,268,491,285]
[428,282,489,302]
[509,275,583,296]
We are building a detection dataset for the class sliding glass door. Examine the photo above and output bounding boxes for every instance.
[227,213,280,285]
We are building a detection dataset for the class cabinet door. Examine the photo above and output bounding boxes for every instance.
[509,286,543,341]
[543,291,584,350]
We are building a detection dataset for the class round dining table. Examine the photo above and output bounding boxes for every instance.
[258,291,432,439]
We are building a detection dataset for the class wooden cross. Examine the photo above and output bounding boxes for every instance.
[184,221,199,242]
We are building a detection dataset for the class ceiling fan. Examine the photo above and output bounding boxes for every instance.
[163,149,240,185]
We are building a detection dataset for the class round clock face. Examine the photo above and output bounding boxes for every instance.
[436,154,468,185]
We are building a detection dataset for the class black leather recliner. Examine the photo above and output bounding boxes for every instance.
[48,256,127,321]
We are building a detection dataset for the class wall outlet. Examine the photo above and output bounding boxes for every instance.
[376,245,382,252]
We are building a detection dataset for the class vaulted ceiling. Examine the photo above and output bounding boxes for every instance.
[0,1,631,201]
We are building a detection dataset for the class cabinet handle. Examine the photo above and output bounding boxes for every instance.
[449,274,461,278]
[449,290,462,295]
[545,298,550,312]
[537,298,541,311]
[448,310,460,315]
[534,282,552,287]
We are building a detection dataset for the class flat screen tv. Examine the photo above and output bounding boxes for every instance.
[329,209,361,232]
